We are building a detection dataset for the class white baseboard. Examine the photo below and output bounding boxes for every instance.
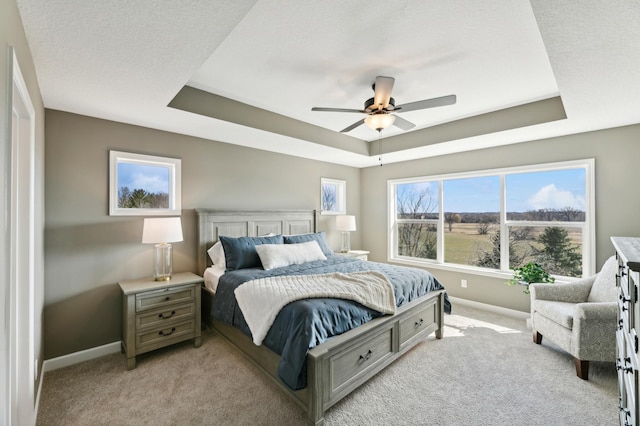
[42,341,121,373]
[449,296,530,321]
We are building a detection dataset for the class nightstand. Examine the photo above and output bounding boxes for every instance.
[336,250,369,260]
[119,272,203,370]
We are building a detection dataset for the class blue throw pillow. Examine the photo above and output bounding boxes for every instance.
[283,232,334,256]
[219,234,284,271]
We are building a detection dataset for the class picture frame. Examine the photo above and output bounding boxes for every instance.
[320,177,346,215]
[109,150,182,216]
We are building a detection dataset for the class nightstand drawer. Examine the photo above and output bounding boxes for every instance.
[136,319,195,348]
[136,303,195,330]
[136,285,195,312]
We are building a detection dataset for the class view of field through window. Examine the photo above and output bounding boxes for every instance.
[394,166,587,278]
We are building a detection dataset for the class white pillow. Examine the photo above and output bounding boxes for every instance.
[207,241,226,268]
[255,241,326,270]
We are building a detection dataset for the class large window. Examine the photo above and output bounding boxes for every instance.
[388,160,594,278]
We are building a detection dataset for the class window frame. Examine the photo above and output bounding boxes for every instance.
[109,150,182,216]
[388,159,595,279]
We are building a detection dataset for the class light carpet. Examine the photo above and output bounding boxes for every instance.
[36,304,617,425]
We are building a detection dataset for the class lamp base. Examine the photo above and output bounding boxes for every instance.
[153,243,173,282]
[340,231,351,253]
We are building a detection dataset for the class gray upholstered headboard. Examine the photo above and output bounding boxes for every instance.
[195,209,318,273]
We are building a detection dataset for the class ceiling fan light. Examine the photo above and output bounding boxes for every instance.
[364,114,395,131]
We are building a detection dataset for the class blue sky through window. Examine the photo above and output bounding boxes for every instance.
[506,168,585,212]
[118,162,169,194]
[444,176,500,213]
[437,168,586,213]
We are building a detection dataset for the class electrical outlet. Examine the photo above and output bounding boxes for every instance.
[461,279,467,288]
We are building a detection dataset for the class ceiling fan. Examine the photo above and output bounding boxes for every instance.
[311,76,456,133]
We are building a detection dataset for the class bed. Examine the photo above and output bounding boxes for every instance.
[197,209,450,425]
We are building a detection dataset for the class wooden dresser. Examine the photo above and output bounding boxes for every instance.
[119,272,203,370]
[612,237,640,426]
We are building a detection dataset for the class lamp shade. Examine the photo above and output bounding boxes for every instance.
[336,215,356,232]
[364,113,395,131]
[142,217,183,244]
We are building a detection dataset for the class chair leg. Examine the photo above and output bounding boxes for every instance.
[533,331,542,344]
[574,358,589,380]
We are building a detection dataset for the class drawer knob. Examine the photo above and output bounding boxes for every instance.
[158,327,176,337]
[164,296,171,301]
[359,349,373,362]
[414,318,424,328]
[158,310,176,320]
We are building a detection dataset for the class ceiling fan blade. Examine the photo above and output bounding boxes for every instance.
[392,115,415,131]
[312,107,367,113]
[372,76,395,110]
[395,94,457,113]
[340,119,365,133]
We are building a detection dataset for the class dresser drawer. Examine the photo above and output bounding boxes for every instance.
[136,319,195,349]
[399,303,436,348]
[620,286,633,334]
[330,327,393,391]
[621,365,638,426]
[135,285,195,312]
[136,303,195,330]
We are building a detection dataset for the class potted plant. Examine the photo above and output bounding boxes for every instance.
[507,262,555,294]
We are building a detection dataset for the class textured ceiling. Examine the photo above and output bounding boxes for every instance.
[16,0,640,167]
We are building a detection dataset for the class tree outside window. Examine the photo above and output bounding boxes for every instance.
[321,178,346,215]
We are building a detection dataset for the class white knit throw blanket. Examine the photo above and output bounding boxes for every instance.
[234,271,397,345]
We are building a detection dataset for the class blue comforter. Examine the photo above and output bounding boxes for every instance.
[211,255,450,390]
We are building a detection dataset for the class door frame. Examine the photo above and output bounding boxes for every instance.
[6,47,37,426]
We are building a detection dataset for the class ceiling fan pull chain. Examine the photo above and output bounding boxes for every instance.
[378,130,383,166]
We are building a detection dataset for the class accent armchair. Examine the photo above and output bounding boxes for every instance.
[530,256,618,380]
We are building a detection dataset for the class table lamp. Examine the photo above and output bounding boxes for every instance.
[336,215,356,253]
[142,217,183,281]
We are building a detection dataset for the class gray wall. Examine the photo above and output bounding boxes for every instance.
[44,112,640,358]
[44,110,361,359]
[1,0,46,412]
[361,125,640,312]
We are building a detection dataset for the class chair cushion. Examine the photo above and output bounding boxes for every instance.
[588,255,618,303]
[533,300,576,329]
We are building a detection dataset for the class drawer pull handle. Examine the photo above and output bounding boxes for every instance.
[158,311,176,320]
[359,350,373,362]
[414,318,424,328]
[158,327,176,337]
[620,294,631,303]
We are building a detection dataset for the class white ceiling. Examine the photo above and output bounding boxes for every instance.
[16,0,640,168]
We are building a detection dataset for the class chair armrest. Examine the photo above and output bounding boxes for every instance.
[572,302,618,360]
[530,276,595,303]
[574,301,618,322]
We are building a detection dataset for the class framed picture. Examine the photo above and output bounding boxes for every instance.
[320,178,346,215]
[109,150,182,216]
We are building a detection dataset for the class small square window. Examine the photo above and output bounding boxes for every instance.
[320,178,346,215]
